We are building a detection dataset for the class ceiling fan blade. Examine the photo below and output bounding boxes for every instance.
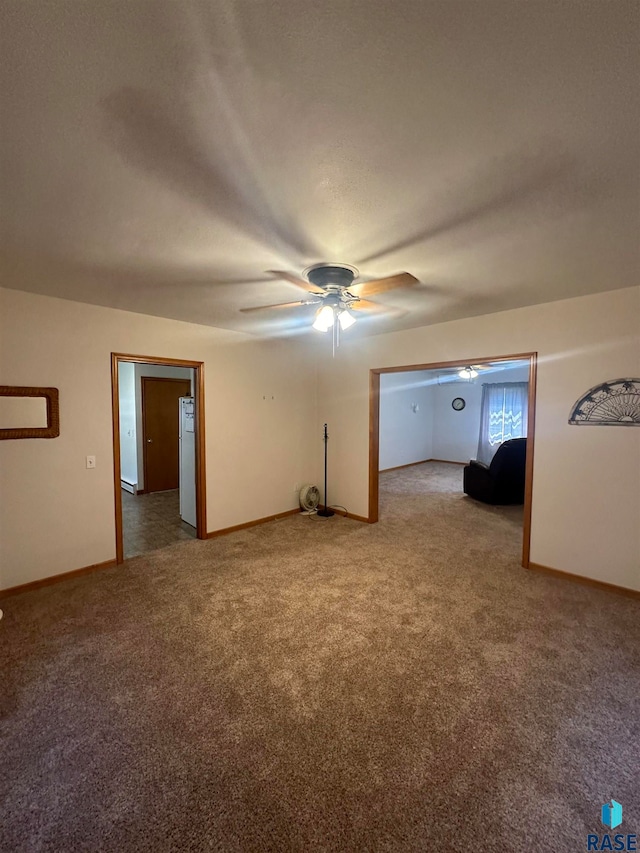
[349,298,387,313]
[267,270,323,294]
[240,299,320,313]
[349,272,419,297]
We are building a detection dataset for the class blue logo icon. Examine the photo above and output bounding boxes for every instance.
[588,799,635,850]
[601,800,623,830]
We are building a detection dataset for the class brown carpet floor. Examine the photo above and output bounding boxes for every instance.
[1,463,638,852]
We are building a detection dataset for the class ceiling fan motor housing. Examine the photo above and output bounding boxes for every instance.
[305,264,358,291]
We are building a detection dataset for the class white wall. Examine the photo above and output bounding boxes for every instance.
[431,363,530,463]
[0,288,317,590]
[316,287,640,591]
[379,363,530,468]
[379,371,434,470]
[118,361,137,486]
[431,379,484,463]
[117,361,193,489]
[133,363,193,490]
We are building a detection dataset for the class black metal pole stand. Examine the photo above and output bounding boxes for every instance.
[317,423,334,518]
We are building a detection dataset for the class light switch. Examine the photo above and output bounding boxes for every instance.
[86,455,96,469]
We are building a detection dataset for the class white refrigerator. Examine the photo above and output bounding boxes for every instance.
[179,397,197,528]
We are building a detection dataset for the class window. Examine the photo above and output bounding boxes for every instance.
[477,382,528,465]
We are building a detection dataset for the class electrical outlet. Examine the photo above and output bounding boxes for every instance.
[294,483,301,492]
[86,455,96,469]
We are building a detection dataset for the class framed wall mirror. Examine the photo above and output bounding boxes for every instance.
[0,386,60,439]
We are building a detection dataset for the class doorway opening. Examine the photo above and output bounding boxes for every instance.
[111,354,206,563]
[369,353,536,567]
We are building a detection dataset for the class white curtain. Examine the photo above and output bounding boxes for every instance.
[476,382,528,465]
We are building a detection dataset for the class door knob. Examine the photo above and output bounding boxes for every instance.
[147,438,153,443]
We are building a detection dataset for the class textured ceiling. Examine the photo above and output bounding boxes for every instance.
[1,0,638,338]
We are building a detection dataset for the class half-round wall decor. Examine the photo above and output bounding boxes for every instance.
[568,378,640,426]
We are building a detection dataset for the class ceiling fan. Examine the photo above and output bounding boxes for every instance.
[240,263,419,335]
[457,364,505,379]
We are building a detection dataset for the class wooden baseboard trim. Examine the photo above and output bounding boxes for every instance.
[528,562,640,600]
[319,506,370,524]
[0,559,118,599]
[380,458,467,473]
[380,458,432,473]
[207,508,300,538]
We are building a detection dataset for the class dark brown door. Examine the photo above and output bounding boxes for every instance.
[142,378,191,493]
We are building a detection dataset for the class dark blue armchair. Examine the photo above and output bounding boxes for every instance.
[463,438,527,505]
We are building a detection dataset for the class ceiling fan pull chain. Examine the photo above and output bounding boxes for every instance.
[333,311,337,358]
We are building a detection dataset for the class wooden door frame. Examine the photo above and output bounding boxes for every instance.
[111,353,207,564]
[141,376,193,495]
[369,352,537,568]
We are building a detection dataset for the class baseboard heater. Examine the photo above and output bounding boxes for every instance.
[121,479,137,494]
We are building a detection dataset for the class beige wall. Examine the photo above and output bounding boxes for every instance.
[2,286,638,593]
[316,287,640,591]
[0,288,317,590]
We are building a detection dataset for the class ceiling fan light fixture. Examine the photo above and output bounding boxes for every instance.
[337,309,356,330]
[242,266,417,353]
[312,305,335,332]
[459,366,478,379]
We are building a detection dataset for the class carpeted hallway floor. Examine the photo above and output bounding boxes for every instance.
[1,463,638,852]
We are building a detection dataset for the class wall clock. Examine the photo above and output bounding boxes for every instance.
[452,397,465,411]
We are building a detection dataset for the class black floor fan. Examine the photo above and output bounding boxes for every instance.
[317,423,334,518]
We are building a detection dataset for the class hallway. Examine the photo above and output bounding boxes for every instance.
[121,489,196,559]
